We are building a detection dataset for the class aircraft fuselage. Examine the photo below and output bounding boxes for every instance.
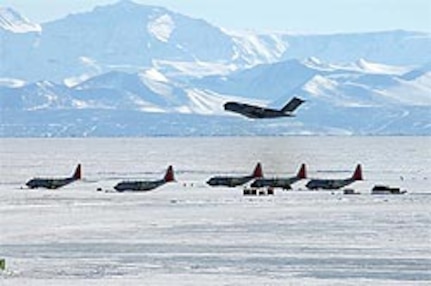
[114,179,165,192]
[26,177,76,189]
[251,177,303,189]
[207,176,254,187]
[224,102,293,119]
[306,178,355,190]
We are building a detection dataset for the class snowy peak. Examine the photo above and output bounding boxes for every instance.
[0,7,41,33]
[301,57,409,75]
[355,58,408,75]
[76,71,145,90]
[111,0,140,8]
[303,57,337,71]
[75,70,180,108]
[37,0,233,67]
[65,0,166,24]
[111,0,169,17]
[303,74,338,96]
[2,3,429,83]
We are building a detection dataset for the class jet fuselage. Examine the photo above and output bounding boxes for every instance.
[305,178,355,190]
[26,177,76,189]
[224,97,305,119]
[114,179,165,192]
[207,175,255,187]
[251,177,302,189]
[224,102,293,119]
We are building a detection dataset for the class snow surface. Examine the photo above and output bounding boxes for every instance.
[147,14,175,42]
[180,89,234,114]
[154,60,238,78]
[0,137,430,285]
[229,30,288,64]
[0,78,26,88]
[354,59,411,75]
[0,7,41,33]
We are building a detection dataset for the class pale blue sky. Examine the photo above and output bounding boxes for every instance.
[1,0,430,33]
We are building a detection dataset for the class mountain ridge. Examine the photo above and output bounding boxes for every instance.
[1,1,430,136]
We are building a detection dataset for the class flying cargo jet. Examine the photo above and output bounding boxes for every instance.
[207,163,263,187]
[26,164,81,189]
[306,164,363,190]
[114,165,175,192]
[251,163,307,190]
[224,97,305,119]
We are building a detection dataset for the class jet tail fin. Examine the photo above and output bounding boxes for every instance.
[164,165,175,182]
[72,164,82,180]
[297,163,307,179]
[281,97,305,113]
[252,162,263,178]
[352,164,363,181]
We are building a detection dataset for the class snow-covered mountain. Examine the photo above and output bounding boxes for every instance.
[0,1,430,136]
[2,58,430,136]
[0,7,41,33]
[1,1,430,82]
[278,30,431,66]
[1,1,238,82]
[196,58,431,107]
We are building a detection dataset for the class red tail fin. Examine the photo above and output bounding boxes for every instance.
[352,164,363,181]
[72,164,81,180]
[164,165,175,182]
[252,162,263,178]
[297,163,307,179]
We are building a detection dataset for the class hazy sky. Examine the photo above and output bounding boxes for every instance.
[1,0,430,33]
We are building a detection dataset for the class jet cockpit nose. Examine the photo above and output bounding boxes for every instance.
[114,183,122,192]
[26,180,37,189]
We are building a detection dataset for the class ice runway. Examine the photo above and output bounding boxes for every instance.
[1,137,430,285]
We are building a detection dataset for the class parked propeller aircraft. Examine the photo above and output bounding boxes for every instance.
[114,165,175,192]
[224,97,305,119]
[305,164,363,190]
[251,163,307,190]
[207,163,263,187]
[26,164,81,189]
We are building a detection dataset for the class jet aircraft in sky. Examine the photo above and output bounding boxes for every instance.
[305,164,363,190]
[26,164,82,189]
[207,163,263,187]
[224,97,305,119]
[251,163,307,190]
[114,165,175,192]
